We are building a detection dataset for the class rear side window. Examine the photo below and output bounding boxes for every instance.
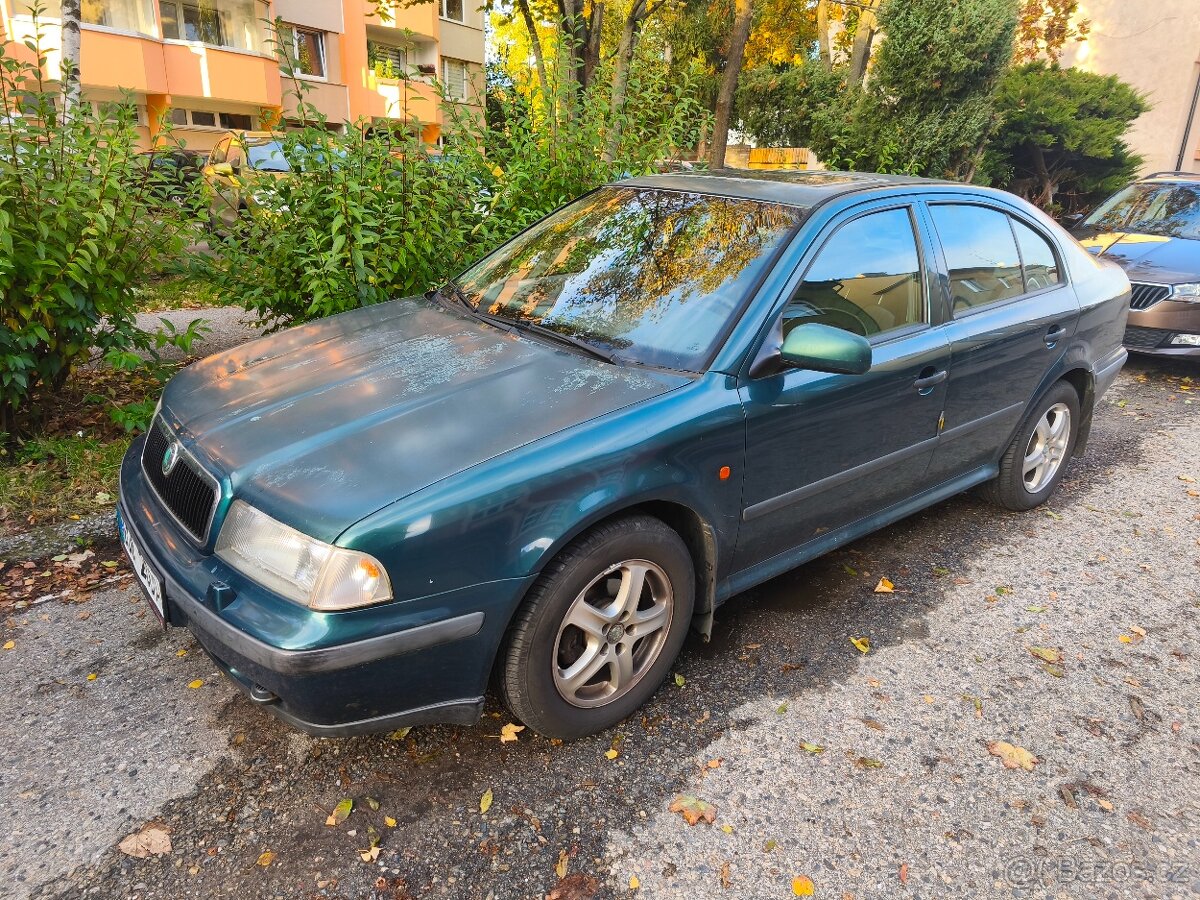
[784,207,925,339]
[930,204,1023,312]
[1012,219,1060,290]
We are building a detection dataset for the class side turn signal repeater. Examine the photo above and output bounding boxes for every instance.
[718,465,731,481]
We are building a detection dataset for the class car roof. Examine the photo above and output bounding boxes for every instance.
[622,168,952,208]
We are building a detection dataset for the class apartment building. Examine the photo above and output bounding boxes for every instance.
[1059,1,1200,174]
[0,0,485,150]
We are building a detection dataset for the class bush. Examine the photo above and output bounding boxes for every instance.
[0,19,203,437]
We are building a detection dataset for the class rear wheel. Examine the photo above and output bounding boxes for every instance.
[984,381,1080,511]
[499,515,694,740]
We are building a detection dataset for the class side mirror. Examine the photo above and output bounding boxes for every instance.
[1061,212,1085,226]
[211,162,234,177]
[779,322,872,376]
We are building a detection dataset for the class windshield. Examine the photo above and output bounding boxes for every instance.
[1083,182,1200,240]
[246,140,290,172]
[456,186,803,370]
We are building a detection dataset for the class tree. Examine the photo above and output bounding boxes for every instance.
[708,0,751,168]
[1013,0,1089,63]
[736,60,840,148]
[809,0,1019,180]
[982,61,1147,211]
[604,0,670,161]
[59,0,81,114]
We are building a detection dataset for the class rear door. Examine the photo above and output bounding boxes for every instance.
[734,202,951,574]
[923,201,1081,482]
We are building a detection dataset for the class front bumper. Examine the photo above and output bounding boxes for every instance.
[1124,300,1200,358]
[118,435,532,736]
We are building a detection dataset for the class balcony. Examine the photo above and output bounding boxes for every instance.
[362,0,438,40]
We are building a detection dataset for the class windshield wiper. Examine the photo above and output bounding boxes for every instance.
[502,318,616,364]
[432,282,615,364]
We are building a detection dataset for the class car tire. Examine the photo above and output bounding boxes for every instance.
[498,515,695,740]
[984,380,1080,511]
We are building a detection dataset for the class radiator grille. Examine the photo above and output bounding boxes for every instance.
[1122,325,1173,351]
[1129,282,1171,311]
[140,417,218,542]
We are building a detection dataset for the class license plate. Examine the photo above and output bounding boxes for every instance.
[119,511,166,624]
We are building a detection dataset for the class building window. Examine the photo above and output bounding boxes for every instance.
[440,0,463,22]
[79,0,157,34]
[368,40,407,80]
[92,100,148,126]
[441,58,469,101]
[167,107,255,130]
[278,24,326,78]
[159,0,264,52]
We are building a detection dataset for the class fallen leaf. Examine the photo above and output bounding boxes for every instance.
[668,794,716,826]
[899,862,908,884]
[326,798,353,827]
[721,823,734,834]
[850,636,870,654]
[546,873,599,900]
[384,816,397,827]
[387,727,411,741]
[1126,811,1152,830]
[2,640,13,650]
[118,824,172,859]
[358,846,381,863]
[856,756,883,769]
[720,861,732,888]
[1118,634,1133,644]
[1059,784,1078,809]
[629,875,640,890]
[707,758,723,769]
[799,741,824,754]
[605,748,619,760]
[792,875,815,896]
[365,796,380,811]
[988,741,1038,771]
[1025,605,1047,613]
[842,564,858,576]
[1028,646,1060,664]
[256,850,275,867]
[187,679,204,689]
[175,648,187,657]
[479,789,493,814]
[556,848,569,879]
[874,577,894,593]
[923,694,936,704]
[674,673,686,687]
[1098,799,1113,812]
[1130,625,1146,637]
[776,702,788,714]
[499,722,525,743]
[861,718,885,731]
[87,673,97,681]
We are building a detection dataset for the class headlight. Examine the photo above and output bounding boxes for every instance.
[215,500,392,611]
[1172,283,1200,301]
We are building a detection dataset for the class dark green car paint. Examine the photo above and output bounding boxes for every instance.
[118,172,1131,736]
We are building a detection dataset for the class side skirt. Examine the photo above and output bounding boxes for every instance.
[715,465,997,603]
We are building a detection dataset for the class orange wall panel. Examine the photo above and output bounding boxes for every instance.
[161,43,282,107]
[80,29,168,94]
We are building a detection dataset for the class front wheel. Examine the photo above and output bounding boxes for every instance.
[498,515,695,740]
[984,381,1080,511]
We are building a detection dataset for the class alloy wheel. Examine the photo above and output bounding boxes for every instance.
[552,559,674,708]
[1022,402,1071,494]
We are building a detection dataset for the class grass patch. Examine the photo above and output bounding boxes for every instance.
[134,274,223,311]
[0,366,174,534]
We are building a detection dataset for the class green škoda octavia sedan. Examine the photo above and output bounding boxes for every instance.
[117,171,1130,739]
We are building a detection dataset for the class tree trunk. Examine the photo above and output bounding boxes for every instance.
[848,0,879,86]
[816,0,832,71]
[708,0,752,170]
[60,0,82,116]
[516,0,550,104]
[604,0,665,162]
[583,2,604,90]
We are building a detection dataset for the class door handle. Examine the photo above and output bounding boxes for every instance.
[1044,325,1068,346]
[913,369,948,391]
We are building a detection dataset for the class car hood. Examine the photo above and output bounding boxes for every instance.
[1073,229,1200,284]
[160,298,687,542]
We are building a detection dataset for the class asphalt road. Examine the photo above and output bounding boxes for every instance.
[1,355,1196,900]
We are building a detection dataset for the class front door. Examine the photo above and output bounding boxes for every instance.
[735,204,951,575]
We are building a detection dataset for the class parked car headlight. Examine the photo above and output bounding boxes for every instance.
[215,500,392,611]
[1171,283,1200,301]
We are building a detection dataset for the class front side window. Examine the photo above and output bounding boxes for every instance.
[1081,182,1200,240]
[784,207,925,339]
[441,0,464,21]
[1012,219,1060,291]
[456,187,803,371]
[930,204,1024,313]
[244,139,289,172]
